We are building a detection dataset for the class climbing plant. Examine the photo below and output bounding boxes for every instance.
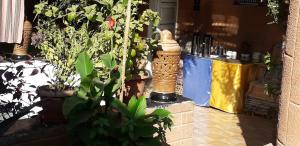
[267,0,289,25]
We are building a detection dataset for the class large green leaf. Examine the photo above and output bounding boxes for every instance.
[76,52,94,78]
[63,96,86,116]
[128,96,137,113]
[151,109,171,119]
[101,54,116,70]
[80,76,92,92]
[104,77,121,98]
[133,96,147,119]
[111,99,130,116]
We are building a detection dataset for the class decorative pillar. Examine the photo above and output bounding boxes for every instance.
[150,30,181,102]
[277,0,300,145]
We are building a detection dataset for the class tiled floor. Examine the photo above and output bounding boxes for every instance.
[193,106,277,146]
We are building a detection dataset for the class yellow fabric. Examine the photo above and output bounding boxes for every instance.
[209,60,257,113]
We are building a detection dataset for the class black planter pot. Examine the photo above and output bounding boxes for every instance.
[37,86,74,124]
[150,92,177,103]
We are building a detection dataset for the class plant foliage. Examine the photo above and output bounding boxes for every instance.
[63,52,173,146]
[34,0,160,90]
[267,0,289,24]
[263,53,282,97]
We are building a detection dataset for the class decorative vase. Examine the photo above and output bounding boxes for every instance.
[37,86,74,124]
[150,30,181,102]
[12,20,32,61]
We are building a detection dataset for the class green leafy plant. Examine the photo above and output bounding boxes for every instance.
[63,52,173,146]
[34,0,160,90]
[263,52,282,97]
[267,0,289,24]
[263,52,274,71]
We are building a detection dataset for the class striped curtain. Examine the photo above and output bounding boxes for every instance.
[0,0,25,44]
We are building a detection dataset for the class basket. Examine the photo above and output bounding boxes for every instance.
[244,96,278,118]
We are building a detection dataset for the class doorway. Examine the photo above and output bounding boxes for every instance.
[148,0,178,37]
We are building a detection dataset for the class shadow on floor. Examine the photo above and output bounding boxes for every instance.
[238,113,277,146]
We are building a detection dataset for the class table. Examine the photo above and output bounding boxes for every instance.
[209,59,257,113]
[183,55,212,106]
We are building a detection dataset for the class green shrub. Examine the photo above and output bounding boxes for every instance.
[63,52,173,146]
[34,0,160,90]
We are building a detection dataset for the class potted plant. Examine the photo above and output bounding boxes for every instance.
[263,52,282,100]
[63,52,173,146]
[34,0,161,114]
[123,9,160,102]
[33,1,114,123]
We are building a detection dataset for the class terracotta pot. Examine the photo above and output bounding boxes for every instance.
[124,75,149,103]
[37,86,74,124]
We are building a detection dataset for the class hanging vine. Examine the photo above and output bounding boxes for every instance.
[267,0,289,25]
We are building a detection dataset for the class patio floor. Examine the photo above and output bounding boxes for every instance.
[193,106,277,146]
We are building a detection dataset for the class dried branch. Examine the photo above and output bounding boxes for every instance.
[120,0,132,102]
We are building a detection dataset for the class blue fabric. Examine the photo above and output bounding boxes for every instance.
[183,55,212,106]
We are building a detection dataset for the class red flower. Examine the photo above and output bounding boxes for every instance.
[107,16,116,30]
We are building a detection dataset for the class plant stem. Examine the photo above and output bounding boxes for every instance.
[120,0,132,103]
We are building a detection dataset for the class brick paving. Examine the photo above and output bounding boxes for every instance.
[144,83,276,146]
[193,106,277,146]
